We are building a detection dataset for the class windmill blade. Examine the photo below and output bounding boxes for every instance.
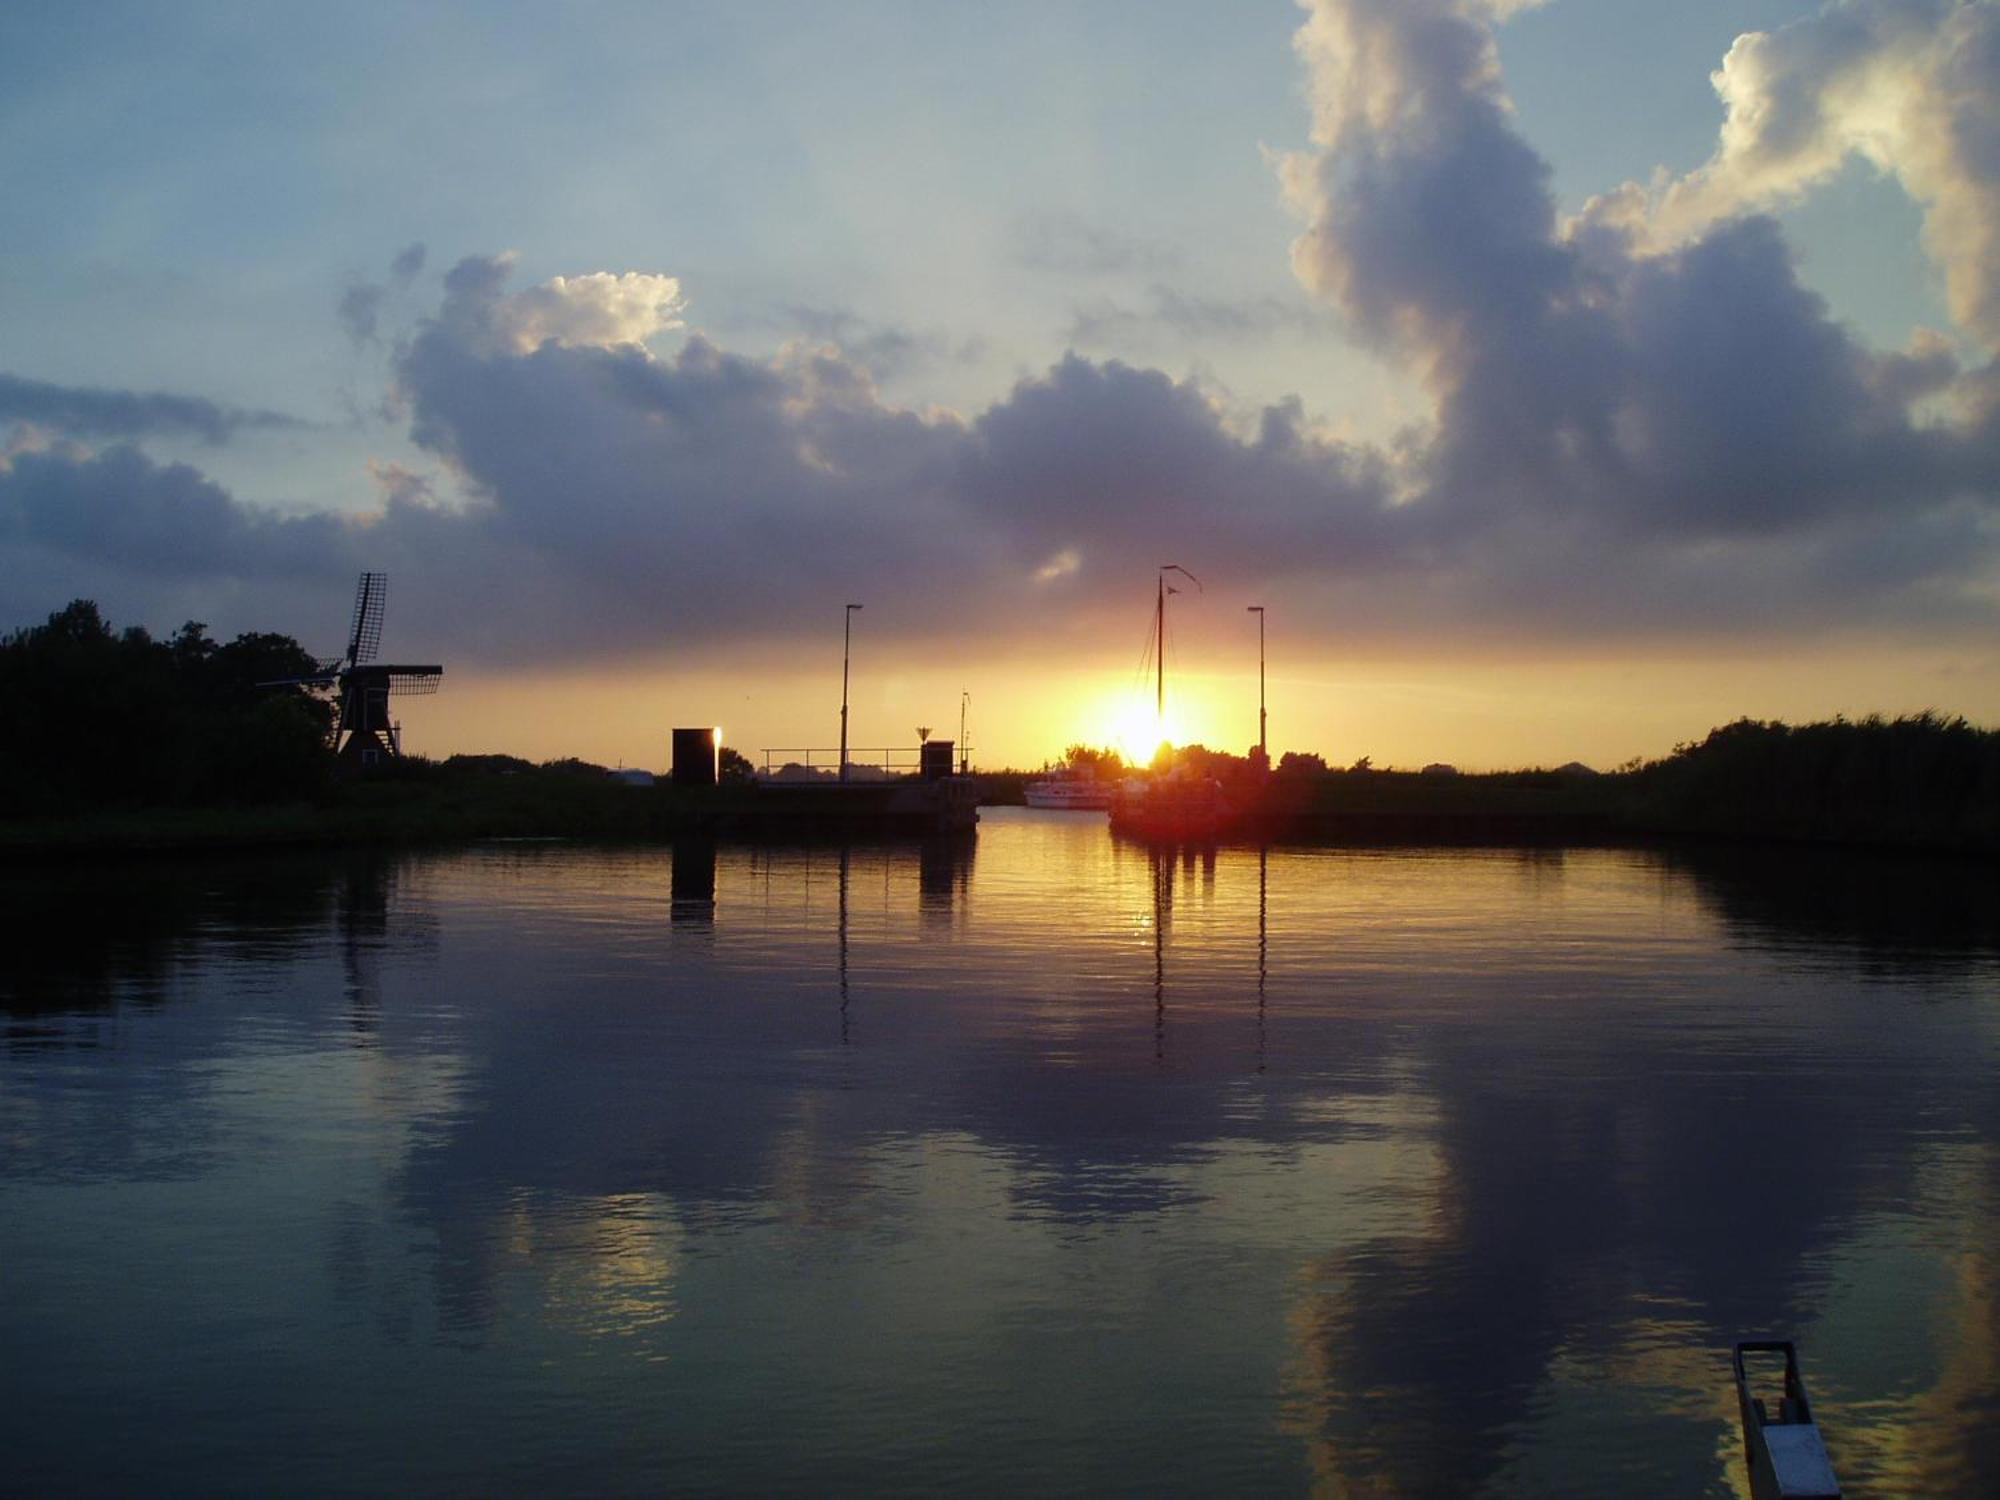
[255,672,340,689]
[347,572,387,665]
[384,666,444,696]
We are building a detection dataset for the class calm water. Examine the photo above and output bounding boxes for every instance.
[4,810,1998,1496]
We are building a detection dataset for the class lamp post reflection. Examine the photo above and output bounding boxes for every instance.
[1257,844,1268,1073]
[838,845,851,1045]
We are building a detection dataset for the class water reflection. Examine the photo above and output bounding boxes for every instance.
[668,836,716,925]
[1669,841,2000,968]
[1258,844,1268,1073]
[1,820,1996,1494]
[838,844,850,1043]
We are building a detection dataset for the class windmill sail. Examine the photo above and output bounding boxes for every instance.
[347,572,386,666]
[259,570,442,765]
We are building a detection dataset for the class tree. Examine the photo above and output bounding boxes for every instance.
[0,600,334,815]
[719,746,757,784]
[1061,744,1125,779]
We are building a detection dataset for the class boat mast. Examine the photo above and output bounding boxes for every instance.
[1155,564,1201,739]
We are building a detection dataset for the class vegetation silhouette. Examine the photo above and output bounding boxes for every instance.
[0,599,330,816]
[1629,714,2000,853]
[5,602,1997,854]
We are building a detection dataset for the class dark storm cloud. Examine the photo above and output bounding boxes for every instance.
[0,373,306,445]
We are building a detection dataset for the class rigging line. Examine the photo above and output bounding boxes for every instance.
[1132,596,1159,697]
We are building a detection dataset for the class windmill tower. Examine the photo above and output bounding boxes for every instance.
[265,573,443,768]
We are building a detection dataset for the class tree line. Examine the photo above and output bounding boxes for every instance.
[0,599,331,817]
[1631,713,2000,851]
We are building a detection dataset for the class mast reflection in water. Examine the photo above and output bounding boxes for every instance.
[2,810,1997,1495]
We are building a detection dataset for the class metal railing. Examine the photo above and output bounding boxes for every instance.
[757,745,973,779]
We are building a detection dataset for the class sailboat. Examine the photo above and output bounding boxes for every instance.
[1108,565,1234,841]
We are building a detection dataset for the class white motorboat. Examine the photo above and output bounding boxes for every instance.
[1024,774,1114,810]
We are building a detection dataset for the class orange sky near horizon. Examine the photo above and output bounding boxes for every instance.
[399,635,2000,775]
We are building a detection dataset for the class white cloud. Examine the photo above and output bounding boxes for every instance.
[1597,0,2000,348]
[1034,547,1082,584]
[496,270,686,353]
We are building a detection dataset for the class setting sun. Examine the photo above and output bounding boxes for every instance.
[1087,692,1184,768]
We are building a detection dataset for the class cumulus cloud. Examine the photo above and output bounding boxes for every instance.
[1595,0,2000,349]
[490,266,686,354]
[1278,0,1996,569]
[0,255,1403,661]
[0,373,305,445]
[3,2,1998,670]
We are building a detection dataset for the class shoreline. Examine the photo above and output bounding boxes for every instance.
[5,788,1994,864]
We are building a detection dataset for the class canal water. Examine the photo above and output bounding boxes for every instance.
[3,809,1997,1495]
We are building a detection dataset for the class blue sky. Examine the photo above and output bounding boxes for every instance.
[1,1,1994,767]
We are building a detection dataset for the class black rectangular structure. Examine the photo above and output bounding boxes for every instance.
[672,727,720,787]
[920,740,954,781]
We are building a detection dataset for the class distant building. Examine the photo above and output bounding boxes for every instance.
[608,768,656,787]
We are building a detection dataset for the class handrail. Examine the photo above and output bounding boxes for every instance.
[758,744,972,775]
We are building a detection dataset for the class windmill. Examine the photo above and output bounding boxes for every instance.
[264,572,443,767]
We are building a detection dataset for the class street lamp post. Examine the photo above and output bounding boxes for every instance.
[1247,605,1266,764]
[959,691,970,774]
[840,603,862,783]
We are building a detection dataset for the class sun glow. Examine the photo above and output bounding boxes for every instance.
[1091,693,1185,768]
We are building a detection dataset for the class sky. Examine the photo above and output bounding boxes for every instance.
[3,0,1997,771]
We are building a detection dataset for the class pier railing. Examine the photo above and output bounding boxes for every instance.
[757,745,972,780]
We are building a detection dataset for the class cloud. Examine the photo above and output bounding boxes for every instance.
[1012,212,1184,276]
[337,282,387,345]
[390,242,428,283]
[1065,285,1337,350]
[1278,0,1997,568]
[1033,547,1082,584]
[1594,0,2000,349]
[752,304,987,383]
[337,243,433,346]
[0,373,306,445]
[3,4,1998,672]
[489,267,686,354]
[0,439,350,578]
